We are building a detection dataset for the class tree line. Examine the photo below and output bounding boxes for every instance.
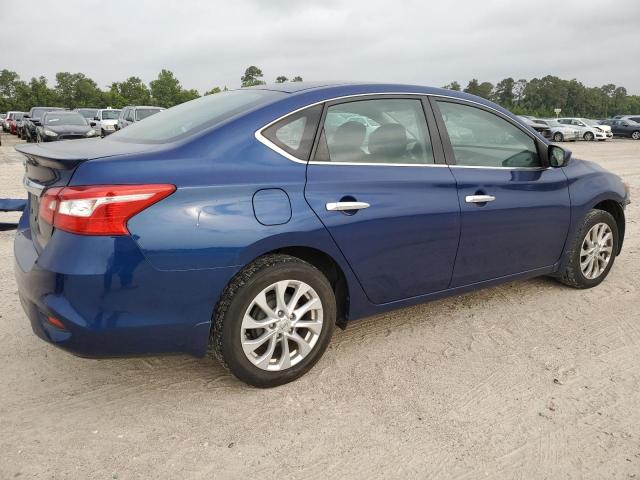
[443,76,640,118]
[0,66,302,112]
[1,65,638,118]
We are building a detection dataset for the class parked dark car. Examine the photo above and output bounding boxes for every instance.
[23,107,66,142]
[15,83,629,387]
[73,108,100,123]
[601,119,640,140]
[116,105,164,130]
[35,111,97,142]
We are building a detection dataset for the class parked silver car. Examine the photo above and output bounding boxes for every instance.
[534,119,580,142]
[557,117,612,141]
[117,105,164,130]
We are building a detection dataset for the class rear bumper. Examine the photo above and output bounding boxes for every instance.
[14,207,237,358]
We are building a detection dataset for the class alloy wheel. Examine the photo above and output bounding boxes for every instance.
[632,131,640,140]
[580,222,614,280]
[240,280,323,371]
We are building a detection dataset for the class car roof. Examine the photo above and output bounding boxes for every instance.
[248,81,508,110]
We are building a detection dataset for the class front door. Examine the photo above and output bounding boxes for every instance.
[304,97,461,304]
[432,99,571,287]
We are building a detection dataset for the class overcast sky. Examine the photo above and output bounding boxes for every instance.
[2,0,639,94]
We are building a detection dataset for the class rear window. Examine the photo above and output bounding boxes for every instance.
[110,90,285,143]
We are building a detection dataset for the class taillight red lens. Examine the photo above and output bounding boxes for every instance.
[38,184,175,236]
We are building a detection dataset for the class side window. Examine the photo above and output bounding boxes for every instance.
[262,104,322,161]
[126,109,135,122]
[316,99,434,164]
[437,101,540,168]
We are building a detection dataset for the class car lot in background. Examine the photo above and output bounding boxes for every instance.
[35,110,97,142]
[117,105,164,130]
[557,117,612,141]
[2,111,24,132]
[73,108,100,123]
[614,114,640,123]
[92,108,121,136]
[23,106,66,142]
[601,118,640,140]
[534,118,580,142]
[517,115,551,138]
[6,112,25,135]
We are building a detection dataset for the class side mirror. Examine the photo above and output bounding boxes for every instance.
[622,123,629,127]
[90,122,96,127]
[33,119,41,126]
[23,114,30,118]
[549,145,571,167]
[94,116,100,121]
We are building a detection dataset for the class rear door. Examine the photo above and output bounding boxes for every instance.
[304,96,461,304]
[431,98,571,287]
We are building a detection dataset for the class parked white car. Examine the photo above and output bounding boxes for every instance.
[557,117,612,141]
[92,108,121,137]
[534,119,580,142]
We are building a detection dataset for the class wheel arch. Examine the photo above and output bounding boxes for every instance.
[592,199,626,254]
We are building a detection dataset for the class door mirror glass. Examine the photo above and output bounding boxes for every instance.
[549,145,571,167]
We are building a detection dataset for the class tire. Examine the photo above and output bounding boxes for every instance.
[556,209,618,289]
[631,131,640,140]
[553,132,564,142]
[101,129,106,138]
[583,131,594,141]
[211,254,336,387]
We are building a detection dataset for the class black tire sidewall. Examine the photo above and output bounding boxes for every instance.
[219,260,336,388]
[569,210,618,288]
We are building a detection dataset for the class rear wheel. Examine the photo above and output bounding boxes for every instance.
[583,131,595,141]
[211,254,336,387]
[556,209,618,289]
[553,132,564,142]
[631,131,640,140]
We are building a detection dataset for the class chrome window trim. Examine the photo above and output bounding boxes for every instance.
[254,92,544,169]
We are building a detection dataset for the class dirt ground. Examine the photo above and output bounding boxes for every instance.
[1,131,639,479]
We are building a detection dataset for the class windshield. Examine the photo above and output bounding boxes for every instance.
[111,89,285,143]
[135,108,163,121]
[45,113,88,126]
[14,113,24,120]
[101,110,120,120]
[76,109,98,119]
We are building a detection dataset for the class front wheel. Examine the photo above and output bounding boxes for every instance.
[583,131,595,141]
[553,132,564,142]
[211,254,336,387]
[556,209,618,289]
[631,131,640,140]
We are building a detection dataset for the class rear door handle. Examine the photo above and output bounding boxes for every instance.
[465,195,496,204]
[325,201,370,211]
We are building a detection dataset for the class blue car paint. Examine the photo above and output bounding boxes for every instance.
[13,82,628,358]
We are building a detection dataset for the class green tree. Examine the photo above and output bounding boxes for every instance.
[107,76,151,108]
[27,76,58,107]
[464,79,493,99]
[0,69,23,111]
[493,77,515,108]
[204,86,222,95]
[275,76,288,83]
[291,76,303,82]
[150,69,185,108]
[442,81,461,91]
[54,72,103,108]
[241,66,265,87]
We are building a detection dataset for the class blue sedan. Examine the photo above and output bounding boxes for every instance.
[14,82,630,387]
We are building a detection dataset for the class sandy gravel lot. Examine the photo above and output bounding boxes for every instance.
[1,132,639,479]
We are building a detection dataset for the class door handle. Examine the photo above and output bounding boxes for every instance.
[465,195,496,204]
[325,201,370,211]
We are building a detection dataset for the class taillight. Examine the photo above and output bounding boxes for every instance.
[38,184,175,235]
